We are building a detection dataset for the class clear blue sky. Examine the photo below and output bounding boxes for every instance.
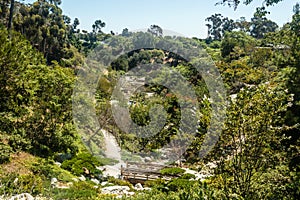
[24,0,296,38]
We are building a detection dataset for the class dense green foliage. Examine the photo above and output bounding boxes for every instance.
[218,0,284,9]
[61,153,102,177]
[159,167,186,176]
[0,28,78,158]
[0,0,299,199]
[206,7,278,41]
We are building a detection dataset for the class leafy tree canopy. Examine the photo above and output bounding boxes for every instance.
[217,0,284,9]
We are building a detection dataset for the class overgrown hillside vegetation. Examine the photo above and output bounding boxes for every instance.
[0,0,299,199]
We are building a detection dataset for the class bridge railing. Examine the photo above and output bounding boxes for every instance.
[120,162,177,184]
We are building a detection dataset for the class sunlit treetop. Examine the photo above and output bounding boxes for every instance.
[217,0,284,9]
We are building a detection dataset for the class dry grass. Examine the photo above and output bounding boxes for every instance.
[1,152,37,175]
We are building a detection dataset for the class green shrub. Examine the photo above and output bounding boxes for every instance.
[108,177,133,189]
[31,159,75,182]
[167,178,196,191]
[0,143,12,164]
[180,173,196,180]
[54,153,72,163]
[8,129,32,152]
[160,167,185,176]
[50,181,99,200]
[125,181,226,200]
[96,156,119,166]
[144,178,166,188]
[61,153,102,177]
[127,189,181,200]
[0,173,44,196]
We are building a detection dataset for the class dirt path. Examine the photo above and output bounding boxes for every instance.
[100,129,124,178]
[102,129,122,162]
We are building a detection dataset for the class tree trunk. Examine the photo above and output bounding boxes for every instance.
[7,0,15,37]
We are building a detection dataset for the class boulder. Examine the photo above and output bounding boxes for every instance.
[123,191,135,196]
[101,186,130,195]
[91,178,100,185]
[160,154,168,160]
[78,175,86,181]
[206,162,217,169]
[72,178,79,182]
[144,157,152,162]
[34,195,53,200]
[54,162,62,167]
[9,193,34,200]
[101,181,108,186]
[55,184,70,189]
[101,186,135,198]
[13,178,18,185]
[135,183,143,190]
[51,178,58,185]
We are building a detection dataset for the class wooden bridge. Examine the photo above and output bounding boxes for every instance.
[120,162,177,184]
